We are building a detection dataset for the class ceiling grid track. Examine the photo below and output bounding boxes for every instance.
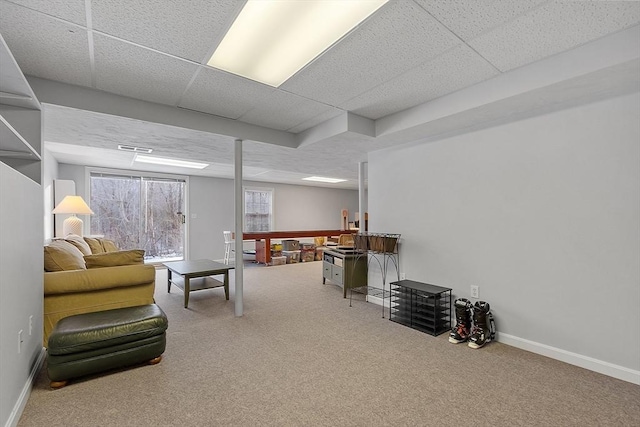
[84,0,96,88]
[175,1,247,109]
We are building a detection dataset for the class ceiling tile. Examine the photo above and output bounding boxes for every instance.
[0,1,92,86]
[470,0,640,72]
[417,0,547,41]
[91,0,240,62]
[238,90,339,131]
[340,44,500,120]
[281,0,461,107]
[178,66,275,120]
[5,0,87,25]
[93,34,199,106]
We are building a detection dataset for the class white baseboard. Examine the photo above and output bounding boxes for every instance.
[364,296,639,385]
[365,294,388,308]
[497,333,639,385]
[5,347,46,427]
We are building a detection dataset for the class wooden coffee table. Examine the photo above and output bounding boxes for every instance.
[163,259,234,308]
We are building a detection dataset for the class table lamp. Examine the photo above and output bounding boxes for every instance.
[52,195,94,237]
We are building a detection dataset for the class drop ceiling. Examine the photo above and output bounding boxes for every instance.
[0,0,638,189]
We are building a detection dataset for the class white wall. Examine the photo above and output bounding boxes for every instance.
[190,178,359,260]
[0,162,44,427]
[368,93,640,380]
[56,165,359,260]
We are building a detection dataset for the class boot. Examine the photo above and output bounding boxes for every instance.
[468,301,495,349]
[449,298,472,343]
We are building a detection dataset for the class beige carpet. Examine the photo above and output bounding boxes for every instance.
[19,262,640,426]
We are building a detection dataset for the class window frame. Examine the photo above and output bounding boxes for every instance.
[243,186,274,232]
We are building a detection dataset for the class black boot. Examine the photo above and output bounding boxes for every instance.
[449,298,472,343]
[468,301,495,349]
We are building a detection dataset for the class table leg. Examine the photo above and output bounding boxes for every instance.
[265,238,271,265]
[224,272,229,300]
[167,269,172,292]
[184,276,190,308]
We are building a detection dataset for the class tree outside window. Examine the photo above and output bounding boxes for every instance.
[90,172,186,261]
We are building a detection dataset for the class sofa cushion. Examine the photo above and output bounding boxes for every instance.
[83,237,105,254]
[44,240,87,272]
[100,239,119,253]
[64,234,92,255]
[84,249,145,269]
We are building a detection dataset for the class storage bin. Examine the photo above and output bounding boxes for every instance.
[300,242,315,250]
[282,250,301,264]
[282,240,299,251]
[300,250,315,262]
[270,256,286,266]
[271,250,282,257]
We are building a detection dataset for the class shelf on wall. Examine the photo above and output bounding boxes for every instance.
[0,114,41,160]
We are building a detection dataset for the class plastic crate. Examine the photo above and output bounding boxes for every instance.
[270,256,286,266]
[282,250,301,263]
[300,250,315,262]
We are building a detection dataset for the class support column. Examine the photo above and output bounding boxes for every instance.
[358,162,367,231]
[234,139,243,317]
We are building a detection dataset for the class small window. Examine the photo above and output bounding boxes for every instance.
[244,188,273,232]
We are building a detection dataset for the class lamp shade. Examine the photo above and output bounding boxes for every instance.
[52,196,94,215]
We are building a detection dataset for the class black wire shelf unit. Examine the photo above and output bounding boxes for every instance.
[348,232,401,318]
[389,280,452,336]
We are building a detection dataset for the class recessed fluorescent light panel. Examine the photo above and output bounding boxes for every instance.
[208,0,388,87]
[134,154,208,169]
[303,176,347,184]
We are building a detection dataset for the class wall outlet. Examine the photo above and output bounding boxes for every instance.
[18,330,23,353]
[399,272,406,280]
[29,315,33,336]
[471,285,479,299]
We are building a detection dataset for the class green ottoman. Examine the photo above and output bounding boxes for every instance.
[47,304,168,389]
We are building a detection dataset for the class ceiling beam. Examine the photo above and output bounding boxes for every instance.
[27,76,298,148]
[376,25,640,145]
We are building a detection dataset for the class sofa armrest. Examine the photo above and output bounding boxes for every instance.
[45,264,156,295]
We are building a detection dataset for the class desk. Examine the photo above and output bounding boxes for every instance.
[164,259,234,308]
[242,229,349,265]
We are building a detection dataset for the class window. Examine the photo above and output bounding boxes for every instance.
[244,188,273,232]
[89,171,186,262]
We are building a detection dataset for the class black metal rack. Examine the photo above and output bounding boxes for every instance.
[348,232,401,318]
[389,280,452,336]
